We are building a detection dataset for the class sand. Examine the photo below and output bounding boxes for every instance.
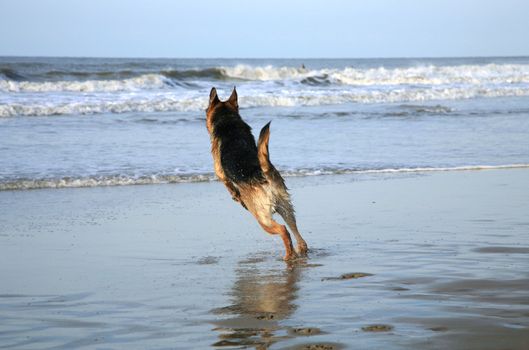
[0,169,528,349]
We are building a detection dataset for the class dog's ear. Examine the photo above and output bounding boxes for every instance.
[227,86,238,109]
[209,87,220,108]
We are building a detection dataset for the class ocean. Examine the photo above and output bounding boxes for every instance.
[1,56,529,190]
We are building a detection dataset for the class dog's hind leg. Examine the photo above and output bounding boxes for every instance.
[258,219,296,261]
[276,201,308,256]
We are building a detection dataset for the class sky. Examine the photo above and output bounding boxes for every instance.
[1,0,528,58]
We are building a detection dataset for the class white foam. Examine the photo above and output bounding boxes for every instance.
[0,74,170,93]
[2,164,528,191]
[242,86,529,107]
[0,174,216,191]
[221,63,529,86]
[2,63,528,94]
[281,164,529,177]
[329,64,529,86]
[2,63,529,117]
[0,95,205,117]
[353,164,529,174]
[2,85,529,117]
[222,65,308,81]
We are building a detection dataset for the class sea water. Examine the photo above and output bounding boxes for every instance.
[1,57,529,190]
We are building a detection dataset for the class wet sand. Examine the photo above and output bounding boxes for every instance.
[1,169,528,349]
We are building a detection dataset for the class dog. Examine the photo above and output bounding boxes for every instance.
[206,87,308,260]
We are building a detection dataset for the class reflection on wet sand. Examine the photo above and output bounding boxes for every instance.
[211,255,326,349]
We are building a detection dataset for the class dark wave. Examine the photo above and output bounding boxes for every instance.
[162,68,226,80]
[42,68,226,81]
[43,70,136,80]
[0,66,228,83]
[0,68,26,81]
[300,74,331,86]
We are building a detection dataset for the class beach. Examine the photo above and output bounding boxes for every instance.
[1,168,528,349]
[2,1,529,348]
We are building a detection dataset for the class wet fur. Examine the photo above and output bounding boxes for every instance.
[206,87,308,260]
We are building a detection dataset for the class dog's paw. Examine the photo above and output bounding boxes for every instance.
[283,251,298,261]
[296,242,309,256]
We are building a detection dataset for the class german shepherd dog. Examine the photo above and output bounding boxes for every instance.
[206,87,308,260]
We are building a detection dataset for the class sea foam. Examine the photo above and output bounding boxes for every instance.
[2,85,529,117]
[2,62,529,117]
[0,74,171,93]
[2,63,529,93]
[2,164,528,191]
[222,63,529,85]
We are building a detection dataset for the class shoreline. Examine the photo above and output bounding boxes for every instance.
[1,168,528,349]
[1,163,529,192]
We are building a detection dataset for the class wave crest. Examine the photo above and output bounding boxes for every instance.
[2,85,529,117]
[3,63,529,93]
[220,63,529,86]
[0,73,171,93]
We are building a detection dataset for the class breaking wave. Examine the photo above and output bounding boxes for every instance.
[2,164,528,191]
[3,62,529,117]
[2,85,529,117]
[0,96,203,117]
[222,64,529,86]
[2,63,529,93]
[0,68,26,81]
[0,74,171,93]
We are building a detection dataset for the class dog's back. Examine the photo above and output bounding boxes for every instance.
[211,105,265,185]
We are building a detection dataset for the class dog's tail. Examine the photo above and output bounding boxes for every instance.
[257,121,272,175]
[257,121,296,231]
[257,121,308,252]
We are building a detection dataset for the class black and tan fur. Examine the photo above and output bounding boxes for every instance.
[206,87,308,260]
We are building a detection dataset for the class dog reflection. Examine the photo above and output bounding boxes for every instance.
[212,261,301,348]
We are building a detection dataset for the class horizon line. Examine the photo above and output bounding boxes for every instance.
[1,54,529,60]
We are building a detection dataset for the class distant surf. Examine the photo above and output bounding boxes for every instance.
[2,61,529,117]
[3,63,529,87]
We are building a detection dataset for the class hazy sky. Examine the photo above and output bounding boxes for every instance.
[1,0,528,58]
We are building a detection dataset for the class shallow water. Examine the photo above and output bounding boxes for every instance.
[2,57,529,190]
[1,170,528,349]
